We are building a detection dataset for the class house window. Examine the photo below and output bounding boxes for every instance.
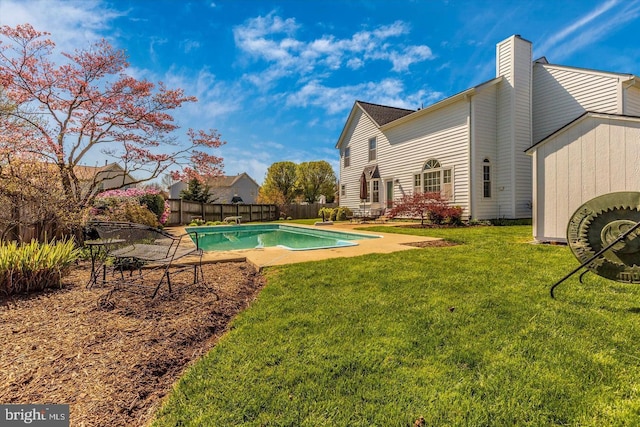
[424,159,440,170]
[344,147,351,168]
[371,180,379,203]
[423,159,441,192]
[423,170,440,192]
[443,169,451,185]
[414,173,421,193]
[420,158,453,199]
[341,184,346,197]
[442,168,452,199]
[368,137,377,161]
[483,158,491,198]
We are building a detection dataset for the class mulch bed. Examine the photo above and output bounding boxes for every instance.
[402,240,458,248]
[0,261,266,426]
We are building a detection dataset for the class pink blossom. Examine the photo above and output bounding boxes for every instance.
[159,200,171,225]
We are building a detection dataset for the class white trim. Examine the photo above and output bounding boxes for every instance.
[539,63,634,81]
[380,77,503,131]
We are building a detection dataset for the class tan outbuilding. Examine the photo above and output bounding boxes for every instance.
[526,113,640,242]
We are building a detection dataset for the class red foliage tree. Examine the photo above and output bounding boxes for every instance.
[387,191,463,226]
[0,24,224,208]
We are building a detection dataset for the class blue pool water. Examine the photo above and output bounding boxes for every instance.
[186,224,380,251]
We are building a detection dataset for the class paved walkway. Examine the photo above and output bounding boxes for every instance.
[172,222,439,270]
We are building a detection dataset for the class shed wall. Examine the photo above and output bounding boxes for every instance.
[532,116,640,242]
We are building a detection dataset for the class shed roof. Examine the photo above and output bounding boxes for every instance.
[525,111,640,154]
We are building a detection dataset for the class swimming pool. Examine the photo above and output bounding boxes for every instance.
[186,224,380,251]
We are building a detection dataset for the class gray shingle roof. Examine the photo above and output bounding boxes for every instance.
[357,101,415,127]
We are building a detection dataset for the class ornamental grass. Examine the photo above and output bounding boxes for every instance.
[0,239,80,296]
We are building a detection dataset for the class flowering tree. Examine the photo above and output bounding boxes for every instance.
[388,192,463,226]
[0,24,224,210]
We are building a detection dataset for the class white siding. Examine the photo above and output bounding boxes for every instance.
[338,108,384,209]
[471,85,498,219]
[495,36,533,219]
[532,64,620,143]
[625,86,640,116]
[382,100,471,216]
[532,115,640,242]
[513,39,533,218]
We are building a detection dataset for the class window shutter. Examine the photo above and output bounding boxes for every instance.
[442,168,453,200]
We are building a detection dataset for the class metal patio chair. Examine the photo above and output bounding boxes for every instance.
[86,221,212,299]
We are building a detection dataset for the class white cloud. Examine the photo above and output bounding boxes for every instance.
[0,0,123,52]
[346,57,364,69]
[233,12,434,87]
[285,78,443,114]
[148,37,168,64]
[388,45,434,72]
[223,156,270,184]
[535,0,618,55]
[181,39,201,54]
[535,0,640,61]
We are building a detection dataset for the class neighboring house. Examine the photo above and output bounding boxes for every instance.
[169,173,260,204]
[336,34,640,242]
[74,162,136,194]
[21,161,136,195]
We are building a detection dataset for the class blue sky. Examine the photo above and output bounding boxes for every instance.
[1,0,640,185]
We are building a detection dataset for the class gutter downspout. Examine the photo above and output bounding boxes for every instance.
[466,93,473,221]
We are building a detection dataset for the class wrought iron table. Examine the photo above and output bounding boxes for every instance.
[84,238,125,288]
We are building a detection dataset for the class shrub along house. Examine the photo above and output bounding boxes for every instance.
[336,34,640,239]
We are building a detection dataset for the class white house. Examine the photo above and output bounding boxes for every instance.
[169,172,260,204]
[336,35,640,241]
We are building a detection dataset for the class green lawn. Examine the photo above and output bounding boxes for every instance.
[152,225,640,426]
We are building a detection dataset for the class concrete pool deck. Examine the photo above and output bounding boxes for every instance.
[172,222,440,270]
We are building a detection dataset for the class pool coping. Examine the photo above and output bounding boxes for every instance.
[168,222,441,270]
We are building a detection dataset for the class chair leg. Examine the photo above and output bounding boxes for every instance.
[151,269,171,299]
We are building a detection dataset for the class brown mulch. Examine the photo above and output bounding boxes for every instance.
[402,240,458,248]
[0,261,266,427]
